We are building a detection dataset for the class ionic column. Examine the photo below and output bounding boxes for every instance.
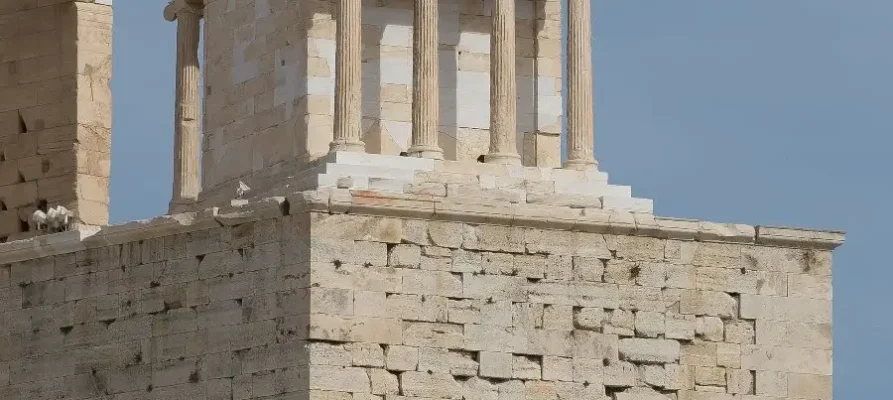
[485,0,521,165]
[407,0,443,159]
[331,0,365,153]
[164,0,203,211]
[564,0,598,170]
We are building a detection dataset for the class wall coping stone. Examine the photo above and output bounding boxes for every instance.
[0,189,845,264]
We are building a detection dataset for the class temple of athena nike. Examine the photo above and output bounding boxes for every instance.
[0,1,843,399]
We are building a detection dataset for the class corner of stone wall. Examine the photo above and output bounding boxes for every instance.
[0,1,112,243]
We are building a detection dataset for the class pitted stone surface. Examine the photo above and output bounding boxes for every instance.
[0,191,841,399]
[0,1,113,239]
[0,1,844,398]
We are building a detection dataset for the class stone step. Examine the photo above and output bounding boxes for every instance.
[601,196,654,213]
[286,152,653,214]
[555,180,632,198]
[325,151,436,172]
[322,163,418,181]
[368,178,410,193]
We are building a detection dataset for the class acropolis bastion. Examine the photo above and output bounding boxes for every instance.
[0,1,844,399]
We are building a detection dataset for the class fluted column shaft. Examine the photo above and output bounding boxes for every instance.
[331,0,364,153]
[165,1,202,211]
[486,0,521,165]
[565,0,598,170]
[408,0,443,159]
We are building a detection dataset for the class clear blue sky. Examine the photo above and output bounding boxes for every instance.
[112,2,890,397]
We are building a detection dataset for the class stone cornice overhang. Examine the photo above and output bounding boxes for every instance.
[0,190,845,265]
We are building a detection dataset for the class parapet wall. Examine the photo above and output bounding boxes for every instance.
[0,189,841,399]
[0,0,113,241]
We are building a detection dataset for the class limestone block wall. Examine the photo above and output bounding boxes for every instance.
[306,211,834,400]
[200,0,563,200]
[0,211,309,399]
[0,192,838,399]
[0,0,113,240]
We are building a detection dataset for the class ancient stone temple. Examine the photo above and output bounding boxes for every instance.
[0,1,843,399]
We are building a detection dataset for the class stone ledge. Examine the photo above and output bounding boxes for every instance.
[756,226,846,250]
[0,227,100,265]
[0,189,845,264]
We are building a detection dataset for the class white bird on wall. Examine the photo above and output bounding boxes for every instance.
[237,181,251,199]
[46,207,59,231]
[32,210,47,232]
[44,206,73,233]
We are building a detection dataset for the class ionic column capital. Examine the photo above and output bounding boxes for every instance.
[164,0,203,22]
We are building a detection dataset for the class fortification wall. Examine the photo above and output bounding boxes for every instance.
[0,190,838,399]
[0,1,113,240]
[200,0,563,199]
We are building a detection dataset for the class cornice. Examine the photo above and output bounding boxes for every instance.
[0,190,845,265]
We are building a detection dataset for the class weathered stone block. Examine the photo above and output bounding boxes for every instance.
[572,256,605,282]
[666,313,696,341]
[666,364,695,390]
[310,365,370,393]
[695,316,724,342]
[349,342,385,367]
[681,342,717,367]
[727,369,755,395]
[574,307,605,330]
[385,345,418,371]
[604,360,637,388]
[463,274,525,301]
[614,387,674,400]
[480,351,513,378]
[388,244,421,268]
[635,311,665,338]
[512,354,542,380]
[401,269,463,297]
[605,309,635,337]
[680,290,737,318]
[755,320,832,350]
[370,368,399,395]
[354,290,389,318]
[724,320,755,344]
[741,345,832,375]
[402,322,464,348]
[739,295,831,324]
[542,356,572,382]
[619,339,680,364]
[694,366,725,387]
[716,342,741,368]
[572,331,618,360]
[542,304,573,331]
[756,370,788,397]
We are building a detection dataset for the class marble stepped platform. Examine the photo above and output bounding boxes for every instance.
[255,152,654,214]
